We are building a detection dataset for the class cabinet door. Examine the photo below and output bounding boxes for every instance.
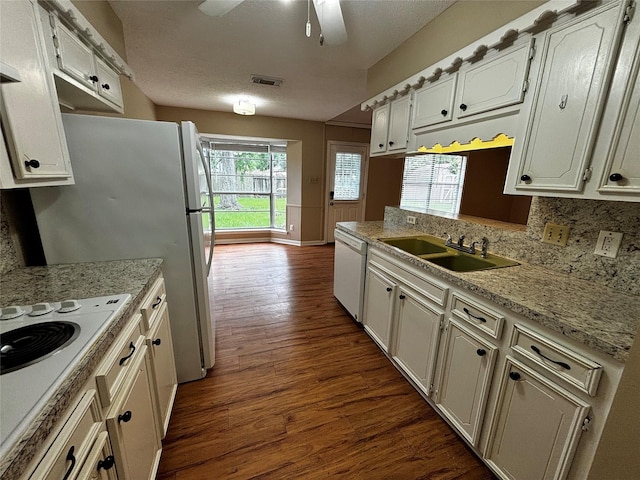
[76,431,118,480]
[436,319,497,445]
[363,266,396,352]
[387,95,411,152]
[0,0,72,181]
[392,288,443,395]
[370,104,390,155]
[513,4,623,193]
[106,346,161,480]
[456,40,532,119]
[485,357,590,480]
[55,18,96,90]
[95,56,124,108]
[412,75,456,129]
[147,303,178,438]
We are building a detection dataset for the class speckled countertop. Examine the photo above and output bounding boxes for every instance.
[0,258,163,480]
[337,221,640,364]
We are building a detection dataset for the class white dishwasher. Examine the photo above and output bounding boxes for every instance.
[333,229,367,322]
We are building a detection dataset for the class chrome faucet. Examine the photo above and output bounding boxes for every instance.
[444,233,477,254]
[481,237,489,258]
[457,234,465,247]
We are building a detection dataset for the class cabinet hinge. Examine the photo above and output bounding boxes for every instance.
[439,318,445,331]
[581,416,592,431]
[428,384,434,395]
[529,43,536,61]
[583,167,593,182]
[623,0,635,24]
[523,79,530,93]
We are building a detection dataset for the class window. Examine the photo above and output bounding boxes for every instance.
[333,151,362,201]
[202,140,286,230]
[400,154,466,214]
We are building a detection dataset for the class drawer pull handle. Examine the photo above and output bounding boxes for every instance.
[119,342,136,366]
[509,371,521,381]
[531,345,571,370]
[386,287,392,292]
[62,445,76,480]
[152,296,162,308]
[476,348,486,357]
[118,410,133,423]
[463,307,486,323]
[97,455,115,471]
[152,338,162,346]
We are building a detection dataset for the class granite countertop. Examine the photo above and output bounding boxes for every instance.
[0,258,163,480]
[337,221,640,363]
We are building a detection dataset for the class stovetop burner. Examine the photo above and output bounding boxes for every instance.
[0,321,80,375]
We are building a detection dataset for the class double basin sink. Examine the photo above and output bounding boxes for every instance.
[379,235,519,272]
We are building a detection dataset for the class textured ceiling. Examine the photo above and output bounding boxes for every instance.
[109,0,455,124]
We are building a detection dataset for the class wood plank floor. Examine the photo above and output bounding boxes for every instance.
[157,243,496,480]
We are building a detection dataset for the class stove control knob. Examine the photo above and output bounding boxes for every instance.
[28,303,55,316]
[0,306,26,320]
[59,300,81,313]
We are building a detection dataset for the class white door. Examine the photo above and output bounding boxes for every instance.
[363,266,396,352]
[325,142,368,243]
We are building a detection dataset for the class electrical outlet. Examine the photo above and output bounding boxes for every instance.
[542,223,570,246]
[289,224,294,232]
[594,231,623,258]
[406,216,416,225]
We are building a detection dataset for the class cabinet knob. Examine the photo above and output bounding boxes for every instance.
[459,103,468,111]
[152,338,162,346]
[24,159,40,169]
[520,174,532,183]
[118,410,133,423]
[399,294,406,300]
[97,455,115,471]
[476,348,486,357]
[509,371,521,381]
[102,83,110,90]
[388,141,394,146]
[89,75,99,83]
[609,173,624,182]
[440,109,448,116]
[386,287,392,292]
[378,143,384,148]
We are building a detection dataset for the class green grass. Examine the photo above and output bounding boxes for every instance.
[204,196,286,230]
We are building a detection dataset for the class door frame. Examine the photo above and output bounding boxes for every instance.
[324,140,370,242]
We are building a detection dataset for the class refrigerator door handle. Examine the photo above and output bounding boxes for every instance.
[199,145,215,276]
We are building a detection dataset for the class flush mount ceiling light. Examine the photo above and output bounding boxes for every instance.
[233,100,255,116]
[198,0,347,46]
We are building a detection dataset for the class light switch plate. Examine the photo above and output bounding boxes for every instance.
[542,223,570,246]
[594,231,623,258]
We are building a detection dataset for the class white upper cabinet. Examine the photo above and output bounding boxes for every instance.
[505,2,626,195]
[369,94,411,156]
[412,74,457,130]
[0,0,74,188]
[39,7,125,113]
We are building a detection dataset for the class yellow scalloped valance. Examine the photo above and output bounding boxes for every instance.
[418,133,514,154]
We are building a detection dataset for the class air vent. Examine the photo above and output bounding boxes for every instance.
[250,74,283,87]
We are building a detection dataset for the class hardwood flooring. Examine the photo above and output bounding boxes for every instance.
[157,243,496,480]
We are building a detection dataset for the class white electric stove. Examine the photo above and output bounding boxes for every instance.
[0,294,131,457]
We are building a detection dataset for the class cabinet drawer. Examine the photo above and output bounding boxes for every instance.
[30,390,102,480]
[450,292,504,339]
[510,324,602,396]
[95,314,144,408]
[140,277,167,332]
[368,250,448,307]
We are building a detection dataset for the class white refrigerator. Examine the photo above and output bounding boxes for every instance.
[30,114,215,383]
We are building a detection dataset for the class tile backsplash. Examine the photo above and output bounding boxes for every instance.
[386,197,639,296]
[0,192,21,275]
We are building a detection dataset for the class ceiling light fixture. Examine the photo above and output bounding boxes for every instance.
[233,100,255,115]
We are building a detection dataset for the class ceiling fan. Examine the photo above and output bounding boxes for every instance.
[198,0,347,46]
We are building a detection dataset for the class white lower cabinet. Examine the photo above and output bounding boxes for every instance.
[106,345,161,480]
[485,357,590,480]
[363,265,397,352]
[392,288,443,396]
[436,319,497,445]
[77,431,118,480]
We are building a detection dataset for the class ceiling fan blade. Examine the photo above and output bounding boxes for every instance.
[312,0,347,46]
[198,0,245,17]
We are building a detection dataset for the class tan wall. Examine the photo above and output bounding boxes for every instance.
[365,158,404,221]
[367,0,544,97]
